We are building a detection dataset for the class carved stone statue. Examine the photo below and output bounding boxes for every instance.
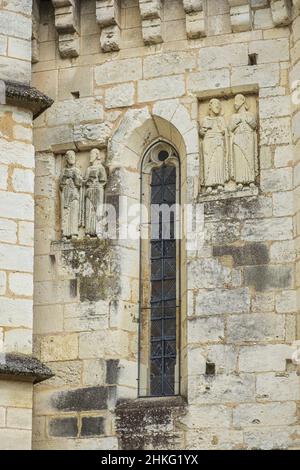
[60,150,83,240]
[229,94,258,188]
[199,98,229,193]
[84,148,107,237]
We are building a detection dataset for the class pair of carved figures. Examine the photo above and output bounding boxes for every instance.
[200,94,258,193]
[60,149,107,239]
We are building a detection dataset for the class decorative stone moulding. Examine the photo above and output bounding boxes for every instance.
[32,0,40,64]
[52,0,80,58]
[183,0,206,38]
[4,80,54,119]
[138,0,163,45]
[228,0,253,32]
[96,0,121,52]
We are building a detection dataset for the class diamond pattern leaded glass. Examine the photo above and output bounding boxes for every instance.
[150,164,177,397]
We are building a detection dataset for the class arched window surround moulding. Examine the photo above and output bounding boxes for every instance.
[107,101,199,398]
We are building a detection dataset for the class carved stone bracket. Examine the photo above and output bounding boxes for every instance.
[138,0,163,45]
[270,0,292,26]
[251,0,294,26]
[52,0,80,58]
[96,0,121,52]
[228,0,253,32]
[183,0,206,39]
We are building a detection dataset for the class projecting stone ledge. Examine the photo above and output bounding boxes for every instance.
[4,80,54,119]
[0,353,54,384]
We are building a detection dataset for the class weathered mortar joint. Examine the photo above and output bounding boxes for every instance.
[51,0,80,58]
[96,0,121,52]
[138,0,164,45]
[183,0,206,39]
[228,0,253,32]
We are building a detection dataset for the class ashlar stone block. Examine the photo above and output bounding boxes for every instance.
[195,288,251,315]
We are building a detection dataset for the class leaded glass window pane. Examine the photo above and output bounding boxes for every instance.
[149,165,177,397]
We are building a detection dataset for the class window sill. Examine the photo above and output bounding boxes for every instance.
[116,395,187,411]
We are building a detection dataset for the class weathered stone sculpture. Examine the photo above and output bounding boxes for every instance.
[199,99,228,193]
[60,150,82,240]
[229,94,258,188]
[84,148,107,238]
[96,0,121,52]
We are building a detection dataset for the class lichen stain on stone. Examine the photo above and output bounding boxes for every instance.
[116,398,186,450]
[61,238,120,302]
[213,242,270,266]
[204,196,268,221]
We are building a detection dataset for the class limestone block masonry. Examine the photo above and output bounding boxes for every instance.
[0,0,300,451]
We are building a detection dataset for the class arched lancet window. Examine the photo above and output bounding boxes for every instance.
[139,141,181,397]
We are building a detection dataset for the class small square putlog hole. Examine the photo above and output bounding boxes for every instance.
[248,53,257,66]
[206,362,216,376]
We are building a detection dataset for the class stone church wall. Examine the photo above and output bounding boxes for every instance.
[0,0,300,450]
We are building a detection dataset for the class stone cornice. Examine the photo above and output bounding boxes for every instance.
[0,353,53,384]
[4,80,54,119]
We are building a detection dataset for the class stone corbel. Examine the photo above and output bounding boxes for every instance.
[32,0,40,64]
[96,0,121,52]
[183,0,206,39]
[228,0,253,32]
[52,0,80,58]
[270,0,292,26]
[138,0,163,45]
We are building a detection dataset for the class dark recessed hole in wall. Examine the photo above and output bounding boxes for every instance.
[70,279,78,297]
[248,53,257,66]
[205,362,216,376]
[71,91,80,99]
[50,254,56,265]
